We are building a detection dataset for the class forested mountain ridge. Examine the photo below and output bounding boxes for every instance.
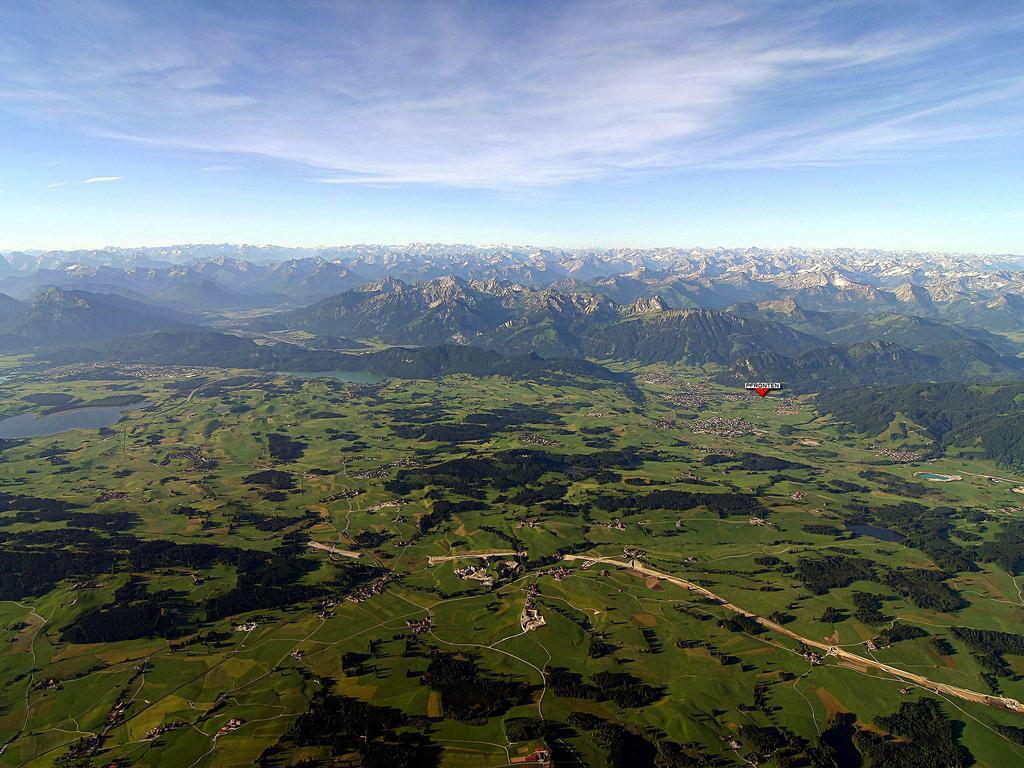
[46,331,634,391]
[819,382,1024,467]
[0,288,196,351]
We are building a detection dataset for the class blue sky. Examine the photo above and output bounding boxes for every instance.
[1,0,1022,252]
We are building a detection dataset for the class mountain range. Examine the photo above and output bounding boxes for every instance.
[3,244,1023,391]
[4,245,1024,329]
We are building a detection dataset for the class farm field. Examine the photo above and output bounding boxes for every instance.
[1,358,1024,767]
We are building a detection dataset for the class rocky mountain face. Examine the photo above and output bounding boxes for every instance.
[254,276,814,361]
[249,276,1023,385]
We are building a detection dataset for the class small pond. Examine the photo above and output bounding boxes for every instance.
[845,522,906,543]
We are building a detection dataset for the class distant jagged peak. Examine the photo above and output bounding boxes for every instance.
[925,283,967,303]
[33,285,90,308]
[548,276,593,293]
[424,273,468,289]
[420,274,474,303]
[892,281,933,305]
[356,276,408,293]
[756,297,803,314]
[468,278,526,296]
[203,255,255,270]
[541,289,617,316]
[788,268,863,288]
[34,284,65,301]
[624,295,670,315]
[825,270,859,288]
[986,292,1024,310]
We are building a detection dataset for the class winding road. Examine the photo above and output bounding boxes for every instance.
[562,554,1024,715]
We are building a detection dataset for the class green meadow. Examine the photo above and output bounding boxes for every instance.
[1,359,1023,766]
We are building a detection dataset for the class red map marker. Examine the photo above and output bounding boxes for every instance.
[744,382,782,397]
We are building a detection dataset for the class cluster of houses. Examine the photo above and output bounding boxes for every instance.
[61,735,100,760]
[145,721,187,741]
[454,559,522,588]
[510,746,552,765]
[406,616,433,635]
[350,467,389,479]
[515,432,559,447]
[774,399,803,415]
[42,361,207,381]
[217,718,244,736]
[874,446,925,462]
[534,566,572,582]
[798,645,825,666]
[347,574,395,604]
[106,697,129,726]
[320,488,361,503]
[454,564,496,586]
[690,416,756,437]
[317,599,337,620]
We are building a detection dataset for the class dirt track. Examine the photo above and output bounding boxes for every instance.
[563,554,1024,715]
[427,550,521,565]
[307,541,362,558]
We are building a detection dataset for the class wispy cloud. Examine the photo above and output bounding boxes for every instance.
[46,176,123,188]
[4,0,1024,186]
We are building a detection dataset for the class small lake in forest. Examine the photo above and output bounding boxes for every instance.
[845,522,906,543]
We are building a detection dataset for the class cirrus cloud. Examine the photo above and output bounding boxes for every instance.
[3,0,1023,187]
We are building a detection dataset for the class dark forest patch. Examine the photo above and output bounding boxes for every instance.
[244,469,296,490]
[421,652,532,722]
[268,433,307,462]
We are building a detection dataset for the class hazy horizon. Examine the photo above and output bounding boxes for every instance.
[3,241,1024,260]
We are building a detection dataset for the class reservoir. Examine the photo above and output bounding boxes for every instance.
[845,522,906,543]
[282,370,383,384]
[0,403,148,439]
[915,472,960,482]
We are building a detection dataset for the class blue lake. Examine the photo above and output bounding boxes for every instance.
[0,403,148,439]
